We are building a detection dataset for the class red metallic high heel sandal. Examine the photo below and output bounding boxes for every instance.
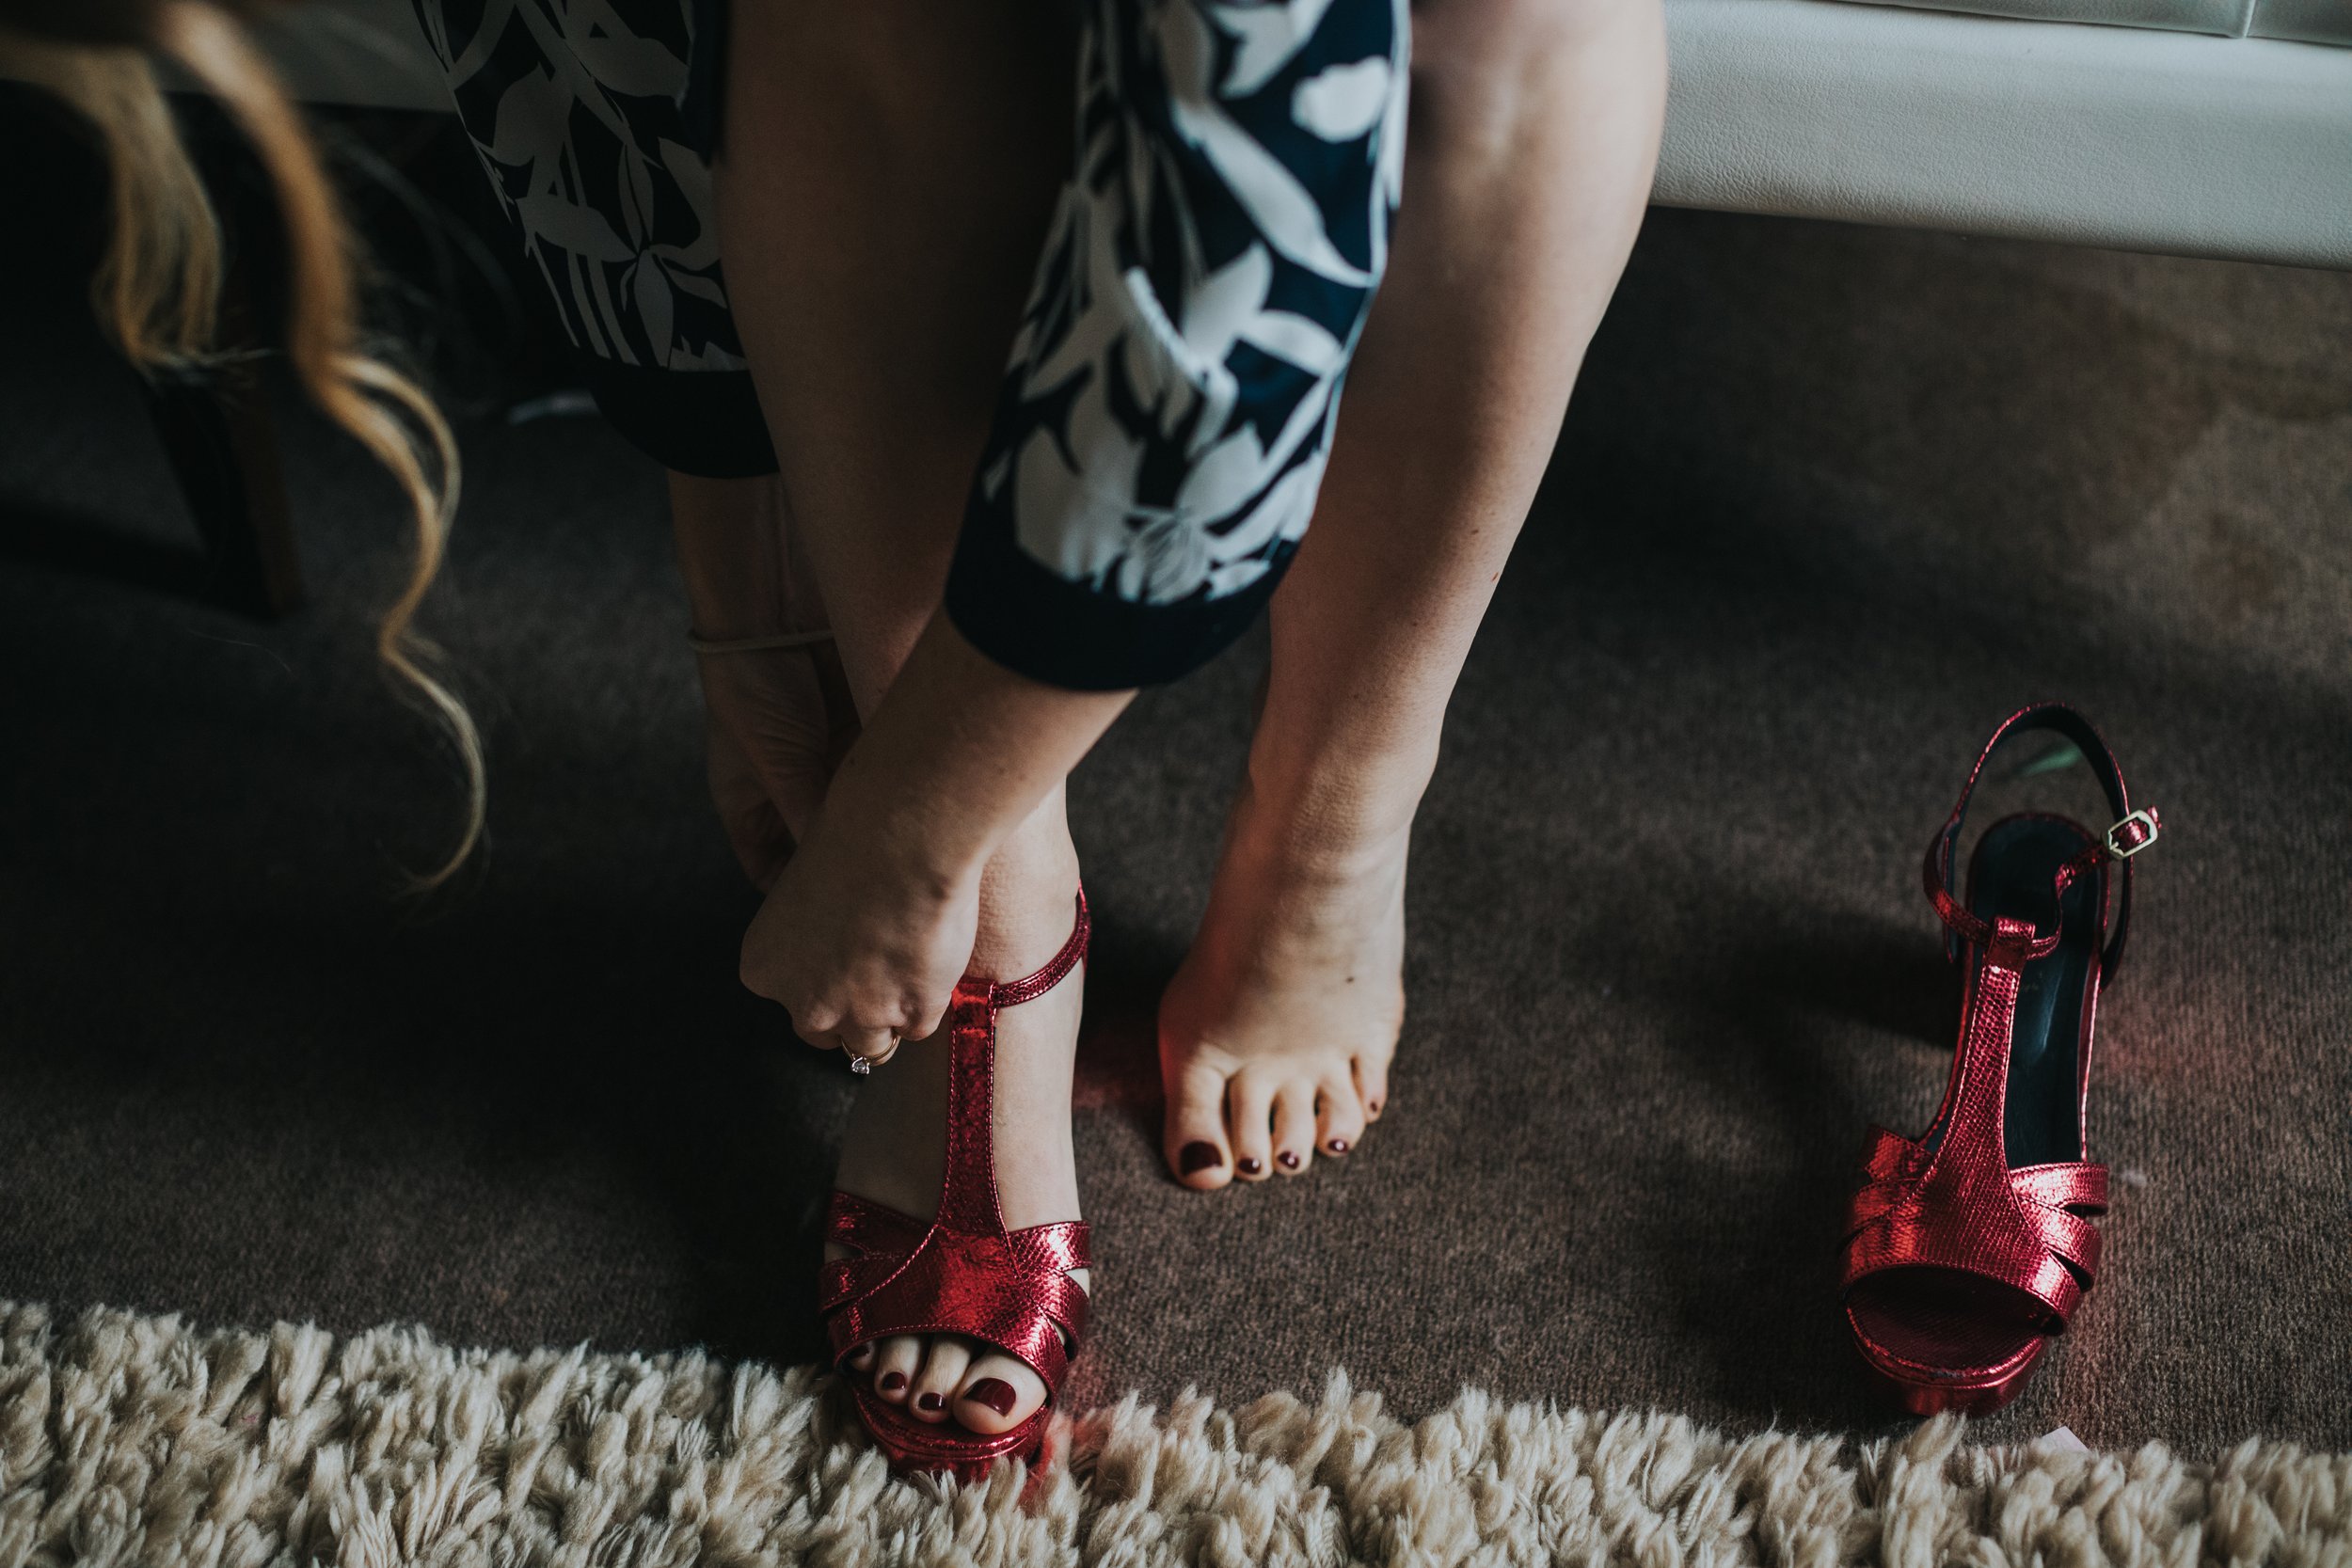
[821,893,1092,1478]
[1841,704,2160,1415]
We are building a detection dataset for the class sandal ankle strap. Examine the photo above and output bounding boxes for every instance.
[1921,703,2158,984]
[989,889,1091,1007]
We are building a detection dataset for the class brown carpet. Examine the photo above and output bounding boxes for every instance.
[3,174,2347,1457]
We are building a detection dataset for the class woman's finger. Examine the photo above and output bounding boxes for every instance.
[704,716,793,891]
[697,646,842,846]
[788,1012,840,1050]
[906,991,951,1043]
[835,1025,899,1073]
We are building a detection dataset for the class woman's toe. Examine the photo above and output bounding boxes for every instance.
[1355,1053,1391,1121]
[953,1353,1047,1435]
[1316,1072,1367,1157]
[1163,1057,1236,1190]
[1226,1072,1277,1180]
[844,1342,875,1373]
[908,1337,970,1422]
[1270,1082,1316,1176]
[871,1337,922,1402]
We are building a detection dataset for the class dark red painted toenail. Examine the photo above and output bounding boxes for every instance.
[964,1378,1018,1417]
[879,1371,906,1392]
[917,1392,945,1412]
[1327,1138,1350,1155]
[1368,1101,1382,1117]
[1277,1150,1301,1170]
[1237,1156,1263,1176]
[1180,1141,1223,1175]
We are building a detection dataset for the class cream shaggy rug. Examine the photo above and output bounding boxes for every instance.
[2,1302,2344,1568]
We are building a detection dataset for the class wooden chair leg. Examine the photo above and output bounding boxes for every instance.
[144,265,303,619]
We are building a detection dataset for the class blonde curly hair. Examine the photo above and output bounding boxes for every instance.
[1,0,483,886]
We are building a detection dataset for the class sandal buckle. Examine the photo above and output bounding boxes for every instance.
[2105,808,2159,860]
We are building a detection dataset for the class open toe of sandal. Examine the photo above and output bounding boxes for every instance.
[1846,1267,2056,1413]
[821,894,1093,1478]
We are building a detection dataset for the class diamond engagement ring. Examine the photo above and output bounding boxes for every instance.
[848,1034,900,1076]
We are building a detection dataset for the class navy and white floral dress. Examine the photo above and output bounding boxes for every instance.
[415,0,1408,689]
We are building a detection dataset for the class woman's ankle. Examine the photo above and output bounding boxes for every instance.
[1232,746,1429,884]
[968,800,1083,978]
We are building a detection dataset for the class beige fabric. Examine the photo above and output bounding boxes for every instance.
[2,1298,2346,1567]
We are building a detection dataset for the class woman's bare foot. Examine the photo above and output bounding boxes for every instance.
[1157,777,1405,1188]
[829,911,1088,1437]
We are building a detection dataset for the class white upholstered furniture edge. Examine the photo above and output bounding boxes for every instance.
[1661,0,2352,268]
[94,0,2352,268]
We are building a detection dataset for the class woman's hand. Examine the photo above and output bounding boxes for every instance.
[669,471,858,889]
[739,786,981,1066]
[672,479,1131,1064]
[695,639,857,890]
[735,614,1136,1069]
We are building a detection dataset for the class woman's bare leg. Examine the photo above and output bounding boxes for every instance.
[717,0,1080,1433]
[1160,0,1668,1184]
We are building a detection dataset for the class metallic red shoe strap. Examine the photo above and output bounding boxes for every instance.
[1840,932,2107,1327]
[1921,703,2156,984]
[935,890,1090,1236]
[991,889,1092,1008]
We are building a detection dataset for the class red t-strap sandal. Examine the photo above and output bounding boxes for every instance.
[820,892,1092,1478]
[1841,704,2160,1415]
